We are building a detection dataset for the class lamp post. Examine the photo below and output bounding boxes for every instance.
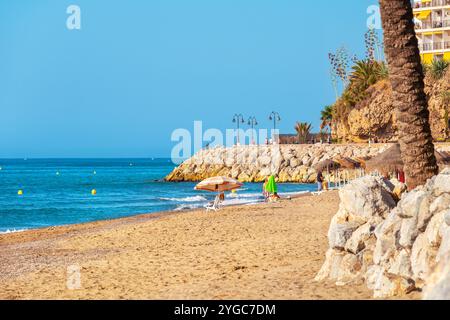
[232,113,245,145]
[247,116,258,144]
[269,111,281,142]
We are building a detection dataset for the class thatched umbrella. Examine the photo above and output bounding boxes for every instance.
[365,144,450,175]
[365,144,404,175]
[335,157,361,169]
[354,156,371,168]
[314,159,340,173]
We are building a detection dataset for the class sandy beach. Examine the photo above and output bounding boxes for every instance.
[0,191,418,300]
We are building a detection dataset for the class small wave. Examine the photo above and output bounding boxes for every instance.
[0,228,28,234]
[174,203,205,211]
[159,195,208,202]
[227,192,262,199]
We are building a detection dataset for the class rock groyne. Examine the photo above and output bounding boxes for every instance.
[165,144,390,183]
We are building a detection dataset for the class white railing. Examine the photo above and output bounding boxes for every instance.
[416,19,450,29]
[419,41,450,51]
[414,0,450,9]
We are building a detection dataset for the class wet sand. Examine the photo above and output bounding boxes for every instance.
[0,191,414,300]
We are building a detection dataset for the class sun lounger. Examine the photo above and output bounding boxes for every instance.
[205,195,222,211]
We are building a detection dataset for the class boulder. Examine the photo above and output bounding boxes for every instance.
[425,211,446,247]
[432,168,450,196]
[387,249,413,279]
[315,249,362,284]
[327,212,361,250]
[398,189,428,218]
[411,233,437,282]
[423,253,450,300]
[345,223,373,254]
[338,176,396,224]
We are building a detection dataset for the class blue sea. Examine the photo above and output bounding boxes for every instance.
[0,159,316,233]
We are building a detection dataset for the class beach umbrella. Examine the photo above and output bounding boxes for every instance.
[265,175,278,194]
[335,157,361,169]
[314,159,340,172]
[365,144,449,175]
[354,156,371,168]
[194,176,243,192]
[365,144,404,175]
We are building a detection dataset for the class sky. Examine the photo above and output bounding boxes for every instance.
[0,0,380,158]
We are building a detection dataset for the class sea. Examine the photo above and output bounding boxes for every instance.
[0,158,316,233]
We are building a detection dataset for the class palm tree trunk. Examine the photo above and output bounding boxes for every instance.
[379,0,438,189]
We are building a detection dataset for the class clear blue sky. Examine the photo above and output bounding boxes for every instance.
[0,0,380,158]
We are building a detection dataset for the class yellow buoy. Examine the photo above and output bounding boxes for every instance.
[18,190,23,195]
[91,189,97,195]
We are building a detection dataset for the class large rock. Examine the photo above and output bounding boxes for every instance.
[423,253,450,300]
[432,169,450,196]
[338,176,396,224]
[316,169,450,299]
[314,249,363,284]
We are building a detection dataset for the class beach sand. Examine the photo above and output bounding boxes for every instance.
[0,191,418,300]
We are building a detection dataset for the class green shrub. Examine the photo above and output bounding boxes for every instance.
[430,59,449,80]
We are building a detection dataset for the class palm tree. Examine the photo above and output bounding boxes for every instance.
[320,105,333,133]
[442,90,450,138]
[379,0,438,189]
[295,122,312,144]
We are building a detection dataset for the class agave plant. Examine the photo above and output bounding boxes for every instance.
[294,122,312,144]
[430,59,449,80]
[350,60,388,89]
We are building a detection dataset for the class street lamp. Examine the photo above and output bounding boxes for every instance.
[269,111,281,141]
[232,113,245,145]
[247,116,258,144]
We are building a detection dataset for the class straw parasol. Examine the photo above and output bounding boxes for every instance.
[365,144,450,174]
[335,157,361,169]
[314,159,340,172]
[194,176,243,192]
[365,144,404,174]
[354,156,371,168]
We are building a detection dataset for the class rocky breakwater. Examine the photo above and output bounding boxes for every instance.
[165,144,390,183]
[315,169,450,299]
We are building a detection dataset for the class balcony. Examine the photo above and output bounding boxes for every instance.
[416,19,450,29]
[414,0,450,9]
[419,41,450,51]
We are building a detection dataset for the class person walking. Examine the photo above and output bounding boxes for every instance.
[317,171,324,192]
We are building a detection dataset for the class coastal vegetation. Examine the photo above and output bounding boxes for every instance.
[294,122,312,144]
[326,10,449,145]
[427,59,449,80]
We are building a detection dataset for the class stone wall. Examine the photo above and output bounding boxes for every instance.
[315,169,450,299]
[165,144,390,183]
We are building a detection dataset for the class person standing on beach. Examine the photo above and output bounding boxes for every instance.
[317,171,324,191]
[262,177,269,201]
